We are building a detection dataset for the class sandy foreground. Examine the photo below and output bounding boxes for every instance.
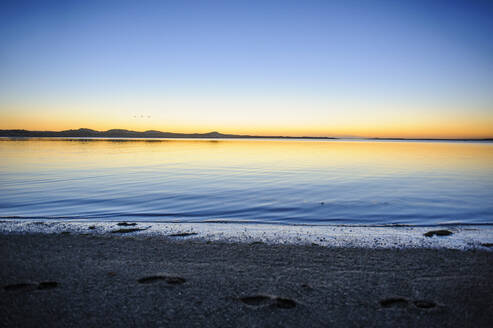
[1,233,492,328]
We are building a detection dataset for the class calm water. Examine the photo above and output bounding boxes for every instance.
[1,138,492,226]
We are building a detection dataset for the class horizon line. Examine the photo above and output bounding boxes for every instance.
[1,128,493,141]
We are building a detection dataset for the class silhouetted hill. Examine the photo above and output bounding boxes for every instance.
[0,128,337,139]
[1,129,491,141]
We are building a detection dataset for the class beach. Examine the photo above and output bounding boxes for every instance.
[2,0,493,327]
[1,232,492,327]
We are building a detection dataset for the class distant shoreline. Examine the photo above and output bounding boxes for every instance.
[0,128,492,142]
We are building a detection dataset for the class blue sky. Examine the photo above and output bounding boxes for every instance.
[1,0,492,137]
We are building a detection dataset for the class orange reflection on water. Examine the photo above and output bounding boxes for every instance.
[1,138,492,176]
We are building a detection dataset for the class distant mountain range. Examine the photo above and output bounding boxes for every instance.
[0,129,492,141]
[0,128,336,139]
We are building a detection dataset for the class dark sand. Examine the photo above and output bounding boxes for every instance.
[1,233,492,327]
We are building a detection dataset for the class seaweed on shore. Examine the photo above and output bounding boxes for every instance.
[111,228,145,234]
[117,222,137,226]
[168,232,197,237]
[424,230,453,237]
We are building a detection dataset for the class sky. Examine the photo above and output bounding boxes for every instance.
[1,0,492,138]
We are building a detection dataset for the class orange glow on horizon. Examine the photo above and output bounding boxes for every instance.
[1,120,493,139]
[1,105,493,139]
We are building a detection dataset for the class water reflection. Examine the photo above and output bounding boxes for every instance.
[1,138,492,225]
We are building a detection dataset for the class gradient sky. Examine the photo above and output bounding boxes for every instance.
[1,0,492,138]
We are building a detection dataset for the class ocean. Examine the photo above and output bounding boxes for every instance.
[1,138,492,226]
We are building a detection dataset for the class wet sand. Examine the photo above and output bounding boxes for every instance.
[1,233,492,327]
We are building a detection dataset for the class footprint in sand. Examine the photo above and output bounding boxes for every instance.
[3,283,38,292]
[379,297,409,308]
[413,300,436,309]
[4,281,58,292]
[239,295,272,306]
[301,283,314,291]
[275,298,297,309]
[37,281,58,290]
[239,295,296,309]
[380,297,436,309]
[137,275,186,285]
